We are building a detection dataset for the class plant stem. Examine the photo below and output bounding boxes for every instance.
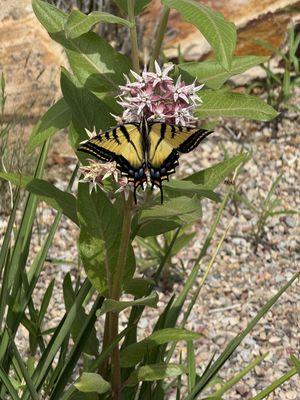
[110,194,133,399]
[128,0,140,73]
[149,6,170,71]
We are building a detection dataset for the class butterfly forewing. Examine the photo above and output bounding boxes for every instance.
[78,124,147,201]
[147,123,213,202]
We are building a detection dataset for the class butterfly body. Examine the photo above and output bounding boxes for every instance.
[78,119,213,203]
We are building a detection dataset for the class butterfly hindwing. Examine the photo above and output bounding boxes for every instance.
[78,124,147,201]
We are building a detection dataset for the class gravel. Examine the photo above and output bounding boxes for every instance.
[0,88,299,399]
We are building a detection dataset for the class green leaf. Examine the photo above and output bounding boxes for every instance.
[74,372,111,394]
[0,172,78,225]
[123,278,155,297]
[178,56,269,89]
[120,328,201,367]
[163,180,221,202]
[33,0,131,93]
[162,0,236,70]
[125,363,187,386]
[77,184,135,294]
[60,69,115,137]
[114,0,151,15]
[196,90,279,121]
[98,292,158,316]
[137,220,180,238]
[26,98,71,153]
[32,0,66,33]
[139,196,202,227]
[186,273,299,399]
[65,10,133,39]
[186,153,249,189]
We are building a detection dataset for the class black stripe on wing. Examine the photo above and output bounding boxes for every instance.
[177,129,213,153]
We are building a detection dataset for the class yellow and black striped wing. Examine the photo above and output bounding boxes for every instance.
[78,124,147,200]
[147,122,213,200]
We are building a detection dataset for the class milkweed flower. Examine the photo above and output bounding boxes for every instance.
[79,157,134,199]
[116,61,203,126]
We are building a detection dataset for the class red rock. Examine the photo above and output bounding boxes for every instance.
[141,0,300,61]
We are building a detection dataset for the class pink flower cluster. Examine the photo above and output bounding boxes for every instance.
[115,61,203,126]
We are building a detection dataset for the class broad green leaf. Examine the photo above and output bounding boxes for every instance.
[62,31,131,93]
[74,372,110,394]
[178,56,269,89]
[65,10,133,39]
[26,98,71,153]
[139,196,202,227]
[163,180,221,202]
[0,172,78,225]
[186,153,249,189]
[186,273,299,399]
[123,278,155,297]
[196,90,279,121]
[63,274,99,356]
[137,219,180,237]
[33,0,131,93]
[98,292,158,315]
[125,363,187,386]
[162,0,236,70]
[60,69,115,137]
[120,328,201,367]
[114,0,151,15]
[32,0,66,33]
[77,184,135,294]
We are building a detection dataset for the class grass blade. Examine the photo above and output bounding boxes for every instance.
[9,336,39,400]
[186,272,299,399]
[21,279,92,400]
[0,367,21,400]
[209,353,268,397]
[165,190,230,329]
[49,295,104,399]
[250,367,297,400]
[0,188,19,275]
[187,341,196,392]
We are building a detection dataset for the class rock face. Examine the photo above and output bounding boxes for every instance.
[142,0,300,61]
[0,0,66,120]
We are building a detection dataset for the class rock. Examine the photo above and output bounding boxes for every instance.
[0,0,67,154]
[142,1,300,74]
[285,216,297,228]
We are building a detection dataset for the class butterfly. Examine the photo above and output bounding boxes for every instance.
[78,119,213,203]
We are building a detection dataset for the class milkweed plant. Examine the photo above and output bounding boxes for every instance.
[0,0,298,399]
